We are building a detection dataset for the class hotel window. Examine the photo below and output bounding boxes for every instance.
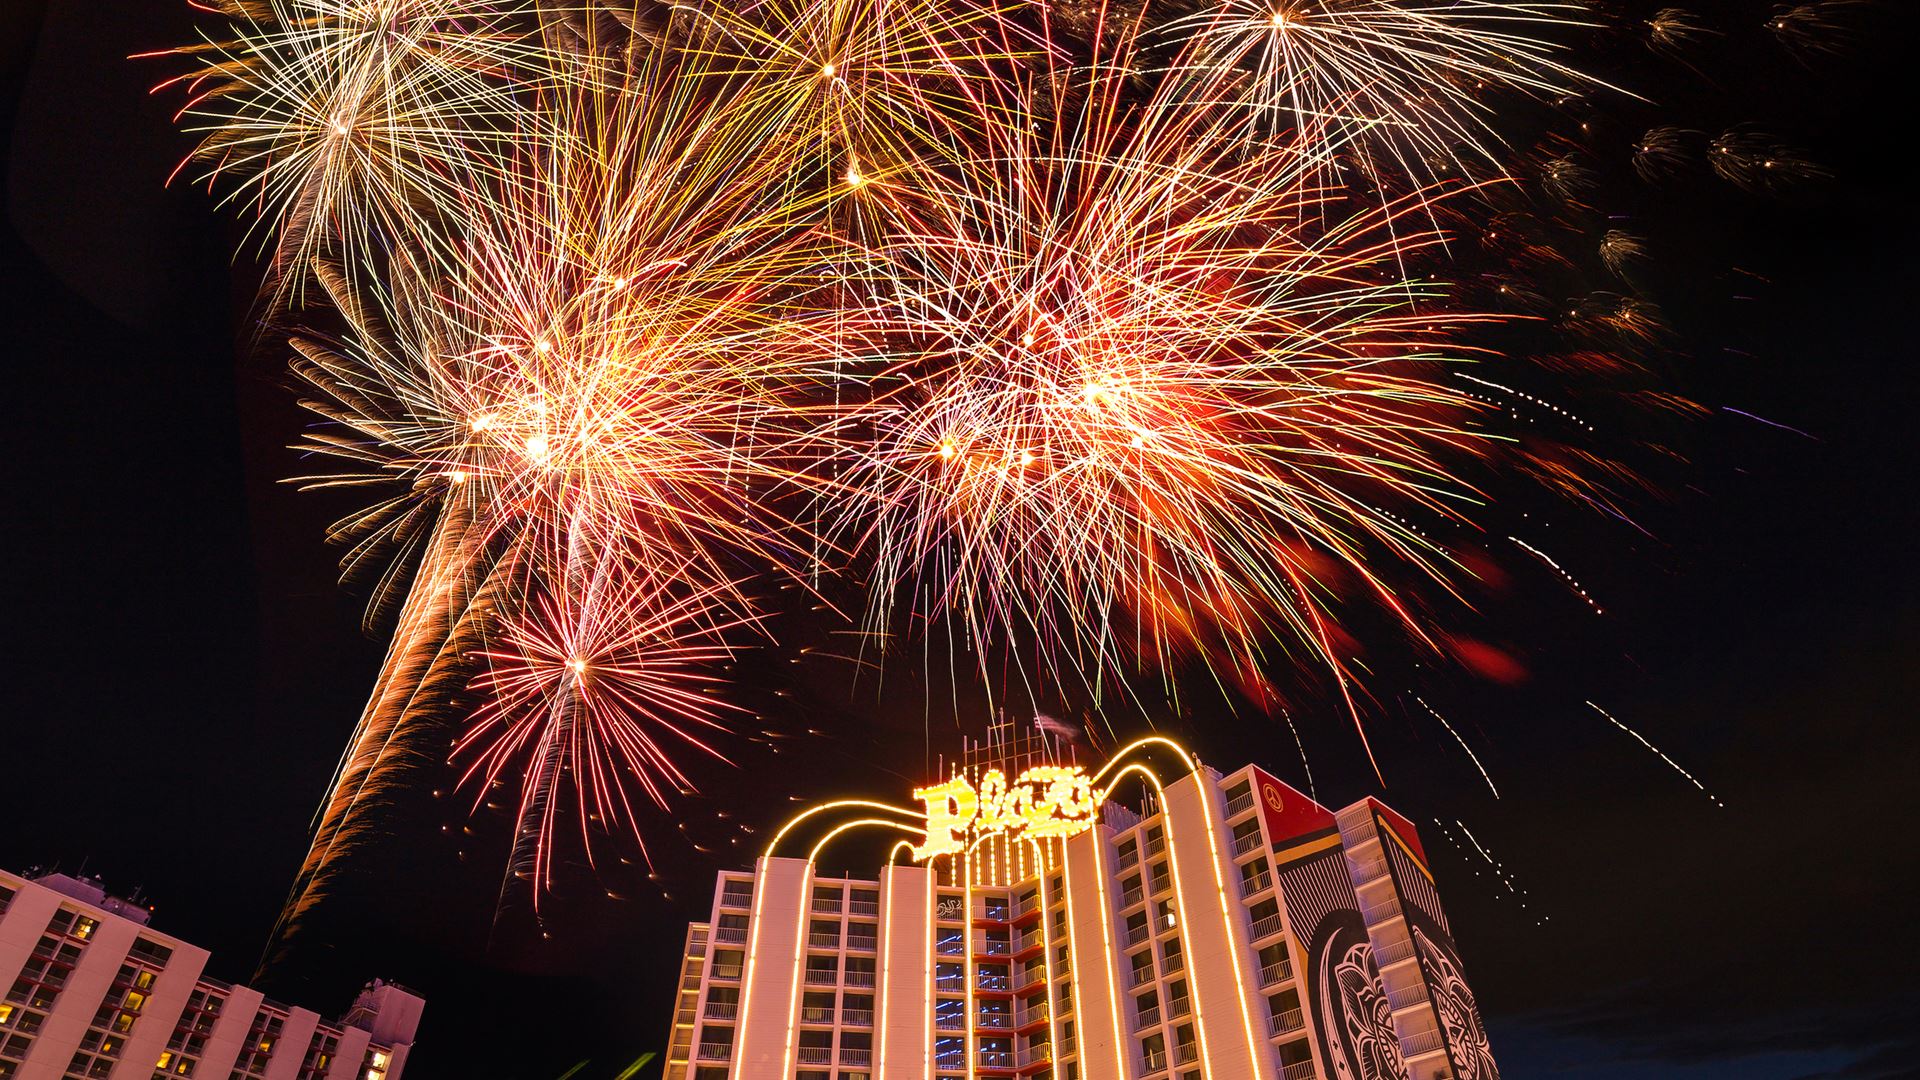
[1124,911,1149,947]
[719,879,753,907]
[1145,826,1165,855]
[72,916,99,942]
[129,940,173,968]
[849,889,879,916]
[1120,875,1144,907]
[1224,780,1252,814]
[1161,935,1182,973]
[1129,950,1153,986]
[844,957,875,987]
[710,949,744,980]
[1116,838,1138,869]
[360,1047,390,1080]
[801,991,836,1024]
[1168,979,1190,1016]
[811,919,841,947]
[1150,861,1171,895]
[1154,900,1176,931]
[1140,1032,1166,1072]
[847,922,877,950]
[812,885,844,912]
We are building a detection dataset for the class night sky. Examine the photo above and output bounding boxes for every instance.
[2,2,1916,1078]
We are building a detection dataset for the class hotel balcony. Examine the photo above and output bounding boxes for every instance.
[1226,792,1255,818]
[1259,959,1294,988]
[1250,913,1284,941]
[696,1043,732,1062]
[1268,1008,1305,1038]
[702,1002,737,1021]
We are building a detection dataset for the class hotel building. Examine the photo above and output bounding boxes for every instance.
[0,869,422,1080]
[662,733,1499,1080]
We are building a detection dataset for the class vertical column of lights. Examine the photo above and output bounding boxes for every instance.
[1098,739,1269,1079]
[1188,771,1269,1076]
[1077,821,1128,1075]
[1058,834,1091,1080]
[961,848,976,1080]
[924,858,935,1079]
[731,864,775,1080]
[778,862,816,1080]
[1033,840,1063,1080]
[1103,765,1211,1074]
[878,864,896,1080]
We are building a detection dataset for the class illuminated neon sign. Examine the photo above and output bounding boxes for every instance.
[909,765,1098,860]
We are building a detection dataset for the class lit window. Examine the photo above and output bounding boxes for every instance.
[74,917,98,941]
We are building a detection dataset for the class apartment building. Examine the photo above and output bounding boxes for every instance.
[0,869,422,1080]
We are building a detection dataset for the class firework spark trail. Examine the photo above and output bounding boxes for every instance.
[1509,535,1603,613]
[1415,695,1498,798]
[1587,700,1725,807]
[1281,707,1317,800]
[1435,817,1542,923]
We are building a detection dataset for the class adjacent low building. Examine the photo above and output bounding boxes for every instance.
[662,731,1499,1080]
[0,869,422,1080]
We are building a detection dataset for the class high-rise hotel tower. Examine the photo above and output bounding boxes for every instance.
[662,730,1499,1080]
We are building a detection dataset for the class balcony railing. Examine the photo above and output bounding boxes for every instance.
[713,927,747,944]
[703,1002,737,1020]
[1281,1061,1317,1080]
[847,936,878,953]
[840,1048,873,1066]
[1346,855,1389,884]
[805,969,839,985]
[1268,1008,1305,1037]
[1176,1041,1198,1064]
[1151,875,1172,896]
[843,1009,874,1027]
[978,1050,1014,1069]
[696,1043,731,1062]
[1250,914,1284,941]
[936,1016,965,1031]
[1169,996,1190,1018]
[1374,938,1416,966]
[1126,924,1149,947]
[1135,1007,1161,1030]
[796,1046,832,1065]
[1240,873,1273,897]
[981,939,1012,956]
[1359,897,1403,924]
[1016,1005,1049,1028]
[978,1013,1012,1030]
[719,889,753,909]
[937,937,966,956]
[1233,832,1263,857]
[1130,967,1155,987]
[1017,930,1044,952]
[1400,1028,1447,1057]
[1145,835,1166,856]
[1386,983,1429,1010]
[809,933,841,949]
[1163,952,1183,974]
[1120,889,1145,909]
[801,1006,835,1024]
[1118,849,1140,870]
[1019,1043,1053,1066]
[811,898,842,913]
[1259,960,1293,987]
[845,970,877,988]
[1226,792,1255,818]
[711,966,743,981]
[849,901,879,916]
[1142,1049,1167,1072]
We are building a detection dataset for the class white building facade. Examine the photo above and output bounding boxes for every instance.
[663,736,1500,1080]
[0,870,421,1080]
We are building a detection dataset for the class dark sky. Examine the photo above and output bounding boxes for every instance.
[2,2,1916,1078]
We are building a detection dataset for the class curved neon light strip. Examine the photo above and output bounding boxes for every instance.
[766,799,924,858]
